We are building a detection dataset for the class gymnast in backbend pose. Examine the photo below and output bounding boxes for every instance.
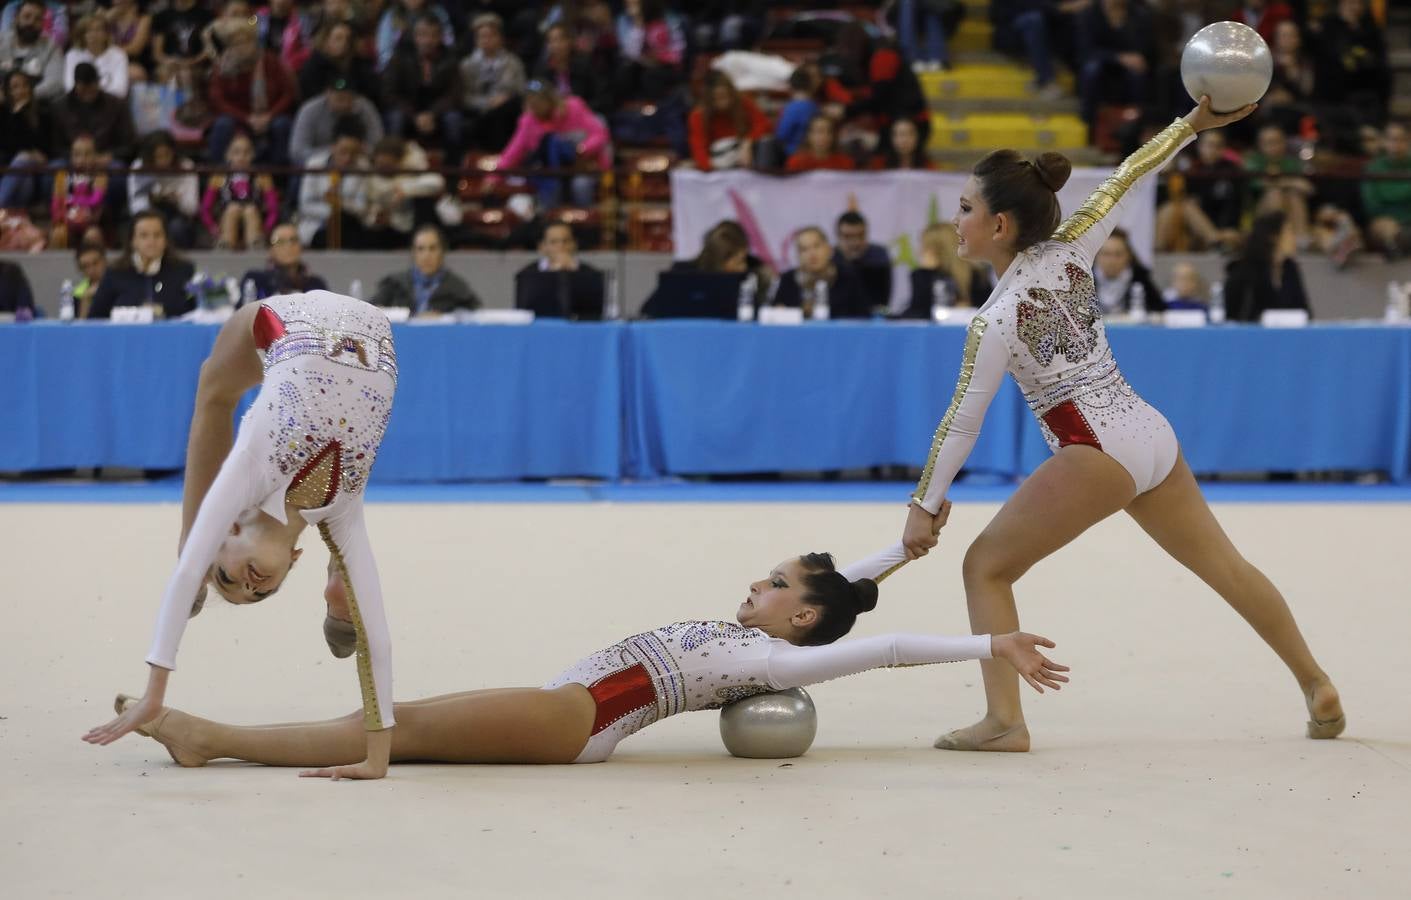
[113,521,1069,772]
[899,96,1344,752]
[84,291,401,780]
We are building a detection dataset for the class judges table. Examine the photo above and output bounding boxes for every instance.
[2,321,1408,482]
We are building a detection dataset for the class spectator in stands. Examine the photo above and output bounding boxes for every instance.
[892,0,956,71]
[786,115,855,172]
[1313,0,1390,127]
[206,21,297,165]
[772,226,870,319]
[1076,0,1156,132]
[371,224,480,314]
[361,135,444,249]
[1092,227,1164,315]
[375,0,451,71]
[201,130,278,250]
[202,0,251,58]
[903,222,993,317]
[53,62,136,163]
[514,220,605,319]
[1245,124,1312,243]
[290,77,384,167]
[129,130,200,249]
[240,221,329,299]
[833,211,892,311]
[1224,211,1311,323]
[688,0,764,53]
[688,70,769,172]
[0,0,65,47]
[299,19,377,100]
[819,22,928,155]
[640,218,771,318]
[775,65,821,159]
[298,115,370,248]
[256,0,313,73]
[461,13,527,154]
[1264,18,1316,133]
[0,0,64,101]
[1162,261,1209,314]
[861,35,929,153]
[151,0,212,82]
[493,80,611,208]
[64,14,129,98]
[992,0,1084,103]
[1234,0,1294,44]
[73,240,107,319]
[1156,130,1244,252]
[870,118,932,170]
[50,133,108,248]
[384,14,464,164]
[1362,121,1411,260]
[86,210,196,319]
[0,70,51,209]
[0,259,34,314]
[563,0,618,74]
[614,0,684,102]
[104,0,150,84]
[533,21,611,115]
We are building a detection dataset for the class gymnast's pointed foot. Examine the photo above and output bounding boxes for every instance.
[114,694,208,767]
[1305,680,1345,740]
[933,718,1030,752]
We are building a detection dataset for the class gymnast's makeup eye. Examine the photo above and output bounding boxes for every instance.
[216,567,234,587]
[772,578,786,589]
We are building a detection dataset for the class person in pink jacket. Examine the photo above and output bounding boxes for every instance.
[489,80,610,209]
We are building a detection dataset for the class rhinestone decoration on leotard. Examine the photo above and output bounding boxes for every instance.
[264,374,391,503]
[1015,263,1101,367]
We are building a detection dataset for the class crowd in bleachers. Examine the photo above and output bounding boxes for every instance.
[0,0,1403,314]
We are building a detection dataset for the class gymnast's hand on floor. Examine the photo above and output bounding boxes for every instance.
[300,759,389,781]
[82,692,159,746]
[991,632,1070,694]
[902,499,951,560]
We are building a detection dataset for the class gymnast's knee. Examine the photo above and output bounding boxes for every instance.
[962,534,1030,590]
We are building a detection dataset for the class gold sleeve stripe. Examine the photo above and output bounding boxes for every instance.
[1051,118,1196,244]
[318,522,385,731]
[912,315,989,508]
[872,560,907,584]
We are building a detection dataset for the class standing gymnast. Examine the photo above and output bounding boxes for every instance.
[111,530,1070,771]
[83,291,400,780]
[900,96,1344,752]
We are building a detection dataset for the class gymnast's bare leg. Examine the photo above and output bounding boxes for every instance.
[121,687,597,770]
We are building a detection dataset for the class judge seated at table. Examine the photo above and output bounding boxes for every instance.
[1223,210,1311,323]
[86,211,195,320]
[769,226,870,319]
[370,224,480,315]
[514,221,605,320]
[833,211,892,311]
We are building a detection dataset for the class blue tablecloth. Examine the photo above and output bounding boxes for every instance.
[0,321,625,480]
[3,320,1408,482]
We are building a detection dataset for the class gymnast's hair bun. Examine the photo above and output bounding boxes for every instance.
[851,578,879,614]
[1033,152,1073,193]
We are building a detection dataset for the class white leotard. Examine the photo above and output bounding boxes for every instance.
[146,291,398,731]
[912,119,1197,512]
[544,543,993,762]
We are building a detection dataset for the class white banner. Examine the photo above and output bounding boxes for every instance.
[670,169,1156,310]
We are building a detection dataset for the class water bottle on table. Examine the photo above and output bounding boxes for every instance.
[59,279,75,321]
[737,275,757,322]
[1209,280,1225,324]
[1129,281,1147,322]
[930,277,951,323]
[813,280,830,321]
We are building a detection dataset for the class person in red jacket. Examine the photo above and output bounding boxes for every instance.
[786,114,855,172]
[206,21,297,165]
[687,70,770,172]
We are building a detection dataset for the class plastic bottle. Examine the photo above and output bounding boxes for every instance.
[603,271,620,320]
[737,275,757,322]
[349,278,363,301]
[1209,280,1225,324]
[58,279,75,321]
[1129,281,1147,321]
[813,280,830,321]
[1386,282,1408,323]
[241,278,257,308]
[930,276,951,323]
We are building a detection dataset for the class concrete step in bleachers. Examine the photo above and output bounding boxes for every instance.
[919,64,1072,101]
[928,111,1088,151]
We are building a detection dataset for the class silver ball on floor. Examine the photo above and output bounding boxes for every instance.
[719,688,817,759]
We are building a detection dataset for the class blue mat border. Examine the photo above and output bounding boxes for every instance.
[2,480,1409,504]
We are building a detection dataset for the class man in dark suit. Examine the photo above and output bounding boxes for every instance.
[833,211,893,312]
[370,224,480,315]
[514,221,605,320]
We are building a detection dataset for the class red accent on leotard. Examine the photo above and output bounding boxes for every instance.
[1041,400,1103,450]
[252,304,287,350]
[587,663,656,735]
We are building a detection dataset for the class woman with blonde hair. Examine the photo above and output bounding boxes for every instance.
[904,222,994,317]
